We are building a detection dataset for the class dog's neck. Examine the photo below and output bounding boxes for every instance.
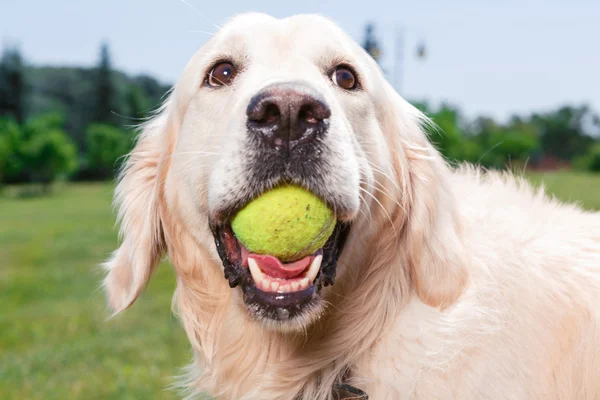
[170,225,407,400]
[161,167,412,400]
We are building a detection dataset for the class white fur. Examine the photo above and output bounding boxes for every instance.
[103,13,600,400]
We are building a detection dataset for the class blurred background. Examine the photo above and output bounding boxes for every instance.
[1,1,599,399]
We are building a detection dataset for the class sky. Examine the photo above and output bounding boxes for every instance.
[1,0,599,120]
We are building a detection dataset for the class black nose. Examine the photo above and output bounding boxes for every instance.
[246,82,331,150]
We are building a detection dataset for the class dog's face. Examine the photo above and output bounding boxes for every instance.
[165,14,387,327]
[104,13,468,334]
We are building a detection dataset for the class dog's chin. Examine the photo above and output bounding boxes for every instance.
[211,222,351,331]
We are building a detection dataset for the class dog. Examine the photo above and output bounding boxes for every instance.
[102,13,600,400]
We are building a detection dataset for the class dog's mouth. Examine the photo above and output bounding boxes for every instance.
[211,222,350,322]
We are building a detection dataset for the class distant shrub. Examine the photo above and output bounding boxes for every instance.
[84,124,131,180]
[574,143,600,173]
[0,113,78,190]
[21,127,78,188]
[477,130,539,169]
[0,117,25,183]
[0,132,8,185]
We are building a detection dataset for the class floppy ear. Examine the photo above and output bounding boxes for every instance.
[102,103,172,314]
[379,83,469,309]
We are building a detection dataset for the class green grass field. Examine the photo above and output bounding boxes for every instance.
[1,172,599,399]
[0,184,190,400]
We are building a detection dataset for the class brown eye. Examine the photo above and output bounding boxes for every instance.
[331,66,357,90]
[207,62,236,87]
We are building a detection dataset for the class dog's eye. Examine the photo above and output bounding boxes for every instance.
[207,62,236,87]
[331,66,357,90]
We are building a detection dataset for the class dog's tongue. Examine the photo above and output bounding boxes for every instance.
[249,254,312,279]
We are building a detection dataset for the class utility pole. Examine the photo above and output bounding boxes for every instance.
[363,23,382,65]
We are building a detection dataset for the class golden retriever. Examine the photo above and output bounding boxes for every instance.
[102,13,600,400]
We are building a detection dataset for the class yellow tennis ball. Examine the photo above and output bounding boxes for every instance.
[231,185,335,262]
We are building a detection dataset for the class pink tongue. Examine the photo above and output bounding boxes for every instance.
[249,254,312,279]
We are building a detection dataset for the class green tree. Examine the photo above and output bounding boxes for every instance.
[0,116,25,183]
[24,112,65,134]
[0,126,10,184]
[125,84,150,121]
[414,102,540,168]
[85,124,131,179]
[427,104,466,161]
[94,42,116,125]
[473,116,539,169]
[574,142,600,172]
[22,129,78,189]
[415,102,483,164]
[531,105,594,161]
[0,46,26,123]
[12,113,79,190]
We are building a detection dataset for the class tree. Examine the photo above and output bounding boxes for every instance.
[85,124,131,179]
[0,46,26,123]
[0,124,11,184]
[472,115,539,169]
[0,116,25,183]
[531,105,594,161]
[413,102,541,168]
[415,102,483,164]
[94,42,116,125]
[22,129,78,189]
[133,74,171,103]
[125,84,150,121]
[14,113,78,190]
[427,104,467,161]
[586,144,600,172]
[574,142,600,172]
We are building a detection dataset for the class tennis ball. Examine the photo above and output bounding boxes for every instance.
[231,185,335,262]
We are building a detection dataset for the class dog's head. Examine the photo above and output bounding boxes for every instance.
[103,13,468,332]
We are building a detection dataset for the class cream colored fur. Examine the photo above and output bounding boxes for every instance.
[102,13,600,400]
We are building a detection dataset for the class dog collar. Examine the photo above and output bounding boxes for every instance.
[332,383,368,400]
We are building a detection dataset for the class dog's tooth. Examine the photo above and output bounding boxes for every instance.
[306,255,323,283]
[291,281,301,291]
[299,277,310,290]
[278,284,290,293]
[261,278,271,291]
[270,281,279,292]
[248,258,263,282]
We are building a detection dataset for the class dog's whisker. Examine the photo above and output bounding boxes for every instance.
[368,183,406,214]
[355,137,380,147]
[356,202,370,223]
[361,173,405,211]
[356,185,374,223]
[164,164,210,183]
[356,154,400,186]
[195,186,211,203]
[358,186,397,235]
[169,157,215,173]
[356,164,405,215]
[365,163,403,194]
[177,0,222,31]
[321,299,342,314]
[168,150,223,159]
[189,29,217,36]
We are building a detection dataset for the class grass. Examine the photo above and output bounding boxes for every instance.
[0,172,598,399]
[0,184,190,400]
[527,171,600,210]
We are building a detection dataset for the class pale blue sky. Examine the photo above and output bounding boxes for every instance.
[2,0,599,120]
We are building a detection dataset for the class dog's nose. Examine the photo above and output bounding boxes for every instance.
[246,82,331,149]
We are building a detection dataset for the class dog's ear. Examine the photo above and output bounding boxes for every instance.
[378,81,469,309]
[102,102,173,315]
